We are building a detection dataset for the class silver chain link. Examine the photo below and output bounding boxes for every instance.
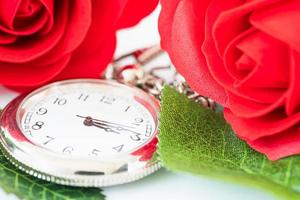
[105,46,216,110]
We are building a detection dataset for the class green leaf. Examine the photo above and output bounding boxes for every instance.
[0,151,105,200]
[158,86,300,200]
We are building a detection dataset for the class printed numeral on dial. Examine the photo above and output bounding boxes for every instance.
[78,94,89,101]
[43,136,55,145]
[90,149,101,156]
[63,146,74,154]
[113,144,124,152]
[100,96,116,104]
[32,121,44,130]
[53,98,67,105]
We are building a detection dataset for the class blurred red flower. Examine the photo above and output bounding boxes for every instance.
[0,0,158,90]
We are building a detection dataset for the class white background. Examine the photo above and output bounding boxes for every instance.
[0,6,277,200]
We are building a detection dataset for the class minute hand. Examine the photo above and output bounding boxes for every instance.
[91,121,142,135]
[90,122,121,134]
[76,115,134,129]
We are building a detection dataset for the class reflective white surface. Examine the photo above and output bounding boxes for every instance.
[0,5,277,200]
[18,80,157,157]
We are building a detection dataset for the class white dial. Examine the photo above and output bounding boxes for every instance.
[17,80,158,158]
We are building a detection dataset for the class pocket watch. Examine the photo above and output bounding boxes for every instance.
[0,46,215,187]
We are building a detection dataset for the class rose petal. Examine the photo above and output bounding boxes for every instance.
[6,41,110,92]
[38,0,122,77]
[223,29,255,81]
[116,0,159,29]
[224,108,300,141]
[0,32,17,44]
[222,30,288,109]
[227,91,285,118]
[23,0,90,59]
[204,0,280,98]
[0,0,22,28]
[250,0,300,52]
[247,127,300,161]
[0,8,48,36]
[71,0,127,56]
[0,0,68,62]
[36,0,54,35]
[204,0,288,115]
[286,50,300,115]
[212,0,279,57]
[9,0,92,67]
[0,0,53,36]
[54,0,155,78]
[0,54,71,86]
[16,0,43,17]
[52,0,91,55]
[236,54,256,72]
[2,0,157,89]
[56,35,116,80]
[159,0,227,105]
[203,0,248,106]
[53,0,131,81]
[158,0,180,52]
[235,31,288,89]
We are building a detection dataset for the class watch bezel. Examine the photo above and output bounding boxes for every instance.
[0,79,161,187]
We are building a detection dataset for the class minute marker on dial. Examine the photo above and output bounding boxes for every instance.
[124,106,130,112]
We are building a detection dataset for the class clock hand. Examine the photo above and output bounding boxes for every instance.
[114,126,142,135]
[78,116,121,134]
[76,115,134,129]
[90,122,121,134]
[77,115,142,135]
[91,121,142,135]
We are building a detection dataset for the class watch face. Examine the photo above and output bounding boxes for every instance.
[0,79,161,186]
[16,79,158,159]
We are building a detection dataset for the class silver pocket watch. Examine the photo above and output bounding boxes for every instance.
[0,46,215,187]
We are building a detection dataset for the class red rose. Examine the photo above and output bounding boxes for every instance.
[159,0,300,160]
[0,0,158,90]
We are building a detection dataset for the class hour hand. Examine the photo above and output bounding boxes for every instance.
[90,120,142,135]
[77,116,121,134]
[114,126,141,135]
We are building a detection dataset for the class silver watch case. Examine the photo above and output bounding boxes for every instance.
[0,79,161,187]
